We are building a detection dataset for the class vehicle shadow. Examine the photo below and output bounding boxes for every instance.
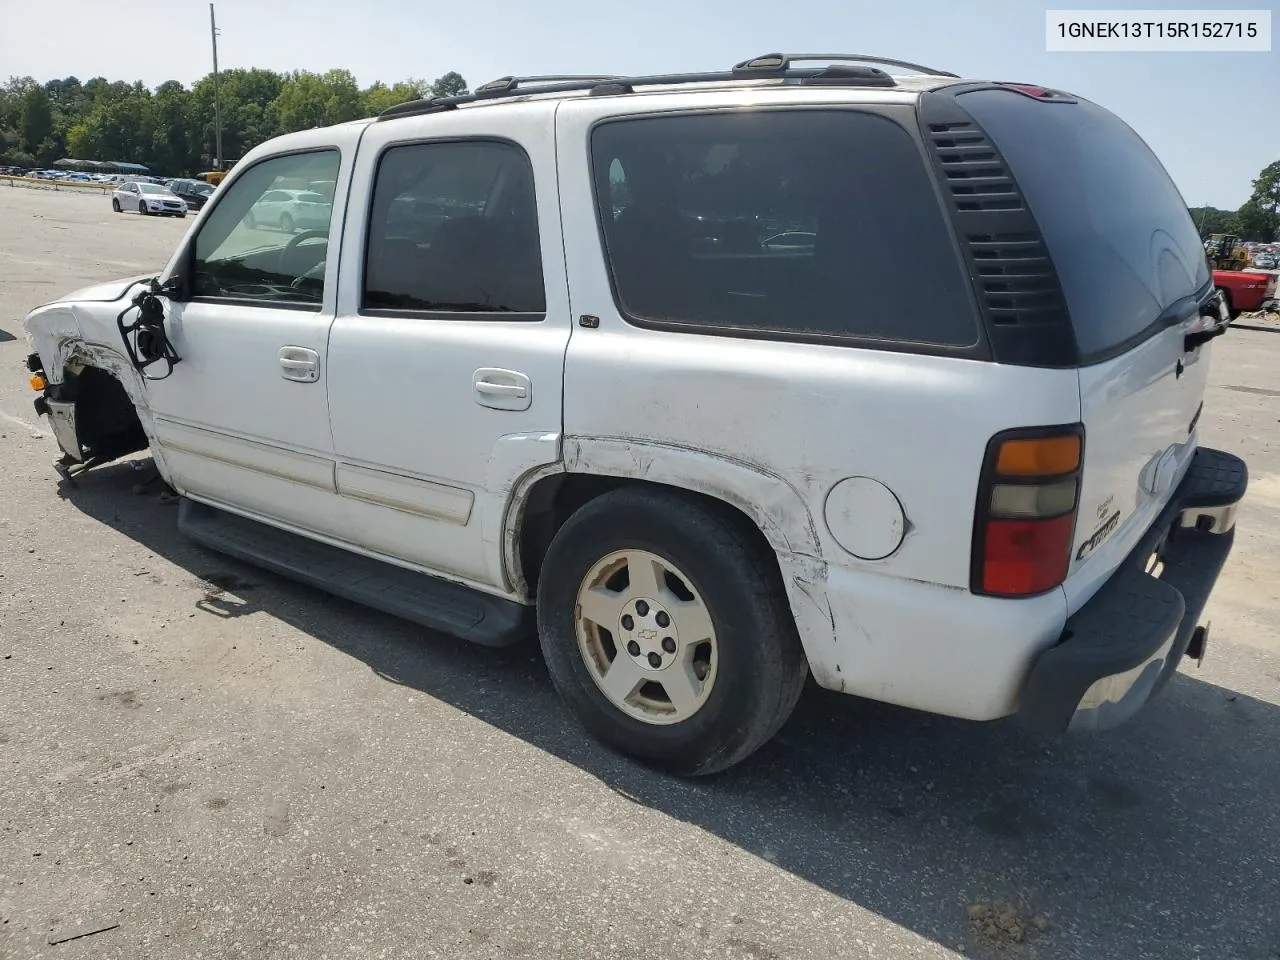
[63,460,1280,959]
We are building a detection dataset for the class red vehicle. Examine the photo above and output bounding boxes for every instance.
[1213,269,1277,317]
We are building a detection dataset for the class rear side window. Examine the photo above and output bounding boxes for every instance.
[363,140,545,315]
[591,110,977,347]
[960,90,1209,360]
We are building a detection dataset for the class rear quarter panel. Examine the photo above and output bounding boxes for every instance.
[554,93,1081,715]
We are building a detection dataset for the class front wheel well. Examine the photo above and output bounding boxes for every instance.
[58,364,148,462]
[515,473,782,599]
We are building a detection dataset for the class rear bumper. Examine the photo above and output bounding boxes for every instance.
[1018,447,1247,734]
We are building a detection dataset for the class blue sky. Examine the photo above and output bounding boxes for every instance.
[1,0,1275,207]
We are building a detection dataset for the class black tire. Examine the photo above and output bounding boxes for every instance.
[111,197,120,212]
[280,212,294,234]
[537,487,807,776]
[137,200,148,216]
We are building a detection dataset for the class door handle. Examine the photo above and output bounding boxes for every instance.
[473,368,532,411]
[279,346,320,383]
[475,381,527,398]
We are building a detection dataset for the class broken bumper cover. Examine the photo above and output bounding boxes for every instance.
[1018,447,1247,734]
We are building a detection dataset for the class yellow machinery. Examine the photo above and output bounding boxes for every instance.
[1205,234,1251,271]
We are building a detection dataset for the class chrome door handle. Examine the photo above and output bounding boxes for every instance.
[279,346,320,383]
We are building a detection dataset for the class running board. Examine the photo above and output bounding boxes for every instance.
[178,499,530,647]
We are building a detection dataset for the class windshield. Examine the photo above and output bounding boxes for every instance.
[137,183,167,195]
[960,90,1210,361]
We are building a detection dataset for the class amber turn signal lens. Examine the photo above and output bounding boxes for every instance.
[995,435,1081,477]
[29,374,47,391]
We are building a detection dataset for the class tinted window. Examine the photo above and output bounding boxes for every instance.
[960,90,1210,359]
[363,140,544,314]
[191,150,340,306]
[591,110,976,345]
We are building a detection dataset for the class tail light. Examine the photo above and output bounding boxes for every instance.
[972,426,1084,597]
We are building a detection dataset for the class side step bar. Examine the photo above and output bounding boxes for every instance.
[178,499,531,647]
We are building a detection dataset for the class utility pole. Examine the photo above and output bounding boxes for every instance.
[210,3,223,170]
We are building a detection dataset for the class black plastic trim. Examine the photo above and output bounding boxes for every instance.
[1017,446,1247,733]
[178,499,532,647]
[917,87,1079,368]
[969,423,1085,597]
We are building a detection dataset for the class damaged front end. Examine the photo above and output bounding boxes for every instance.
[24,277,180,486]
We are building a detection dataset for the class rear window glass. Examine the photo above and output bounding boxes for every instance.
[960,90,1209,360]
[590,110,977,346]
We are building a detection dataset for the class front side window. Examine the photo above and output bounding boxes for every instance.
[190,150,340,307]
[591,110,977,346]
[363,140,545,315]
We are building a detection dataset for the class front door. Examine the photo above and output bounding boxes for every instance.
[150,135,356,536]
[327,104,571,592]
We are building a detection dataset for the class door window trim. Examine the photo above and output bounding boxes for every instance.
[585,105,990,360]
[180,146,342,312]
[357,135,547,323]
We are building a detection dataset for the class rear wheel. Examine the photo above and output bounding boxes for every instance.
[536,487,807,776]
[279,212,294,234]
[111,197,121,212]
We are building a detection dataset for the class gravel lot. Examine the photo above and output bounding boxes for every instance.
[1,186,1279,960]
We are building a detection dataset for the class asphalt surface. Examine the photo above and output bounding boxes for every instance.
[1,186,1279,960]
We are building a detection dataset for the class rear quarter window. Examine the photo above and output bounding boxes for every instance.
[590,109,978,348]
[959,90,1210,361]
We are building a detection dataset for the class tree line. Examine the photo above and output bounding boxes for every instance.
[2,71,1278,241]
[0,69,467,175]
[1190,161,1280,242]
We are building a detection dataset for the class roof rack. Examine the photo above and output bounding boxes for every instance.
[733,52,960,78]
[376,53,958,121]
[474,75,622,94]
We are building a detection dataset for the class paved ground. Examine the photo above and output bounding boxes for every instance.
[1,187,1279,960]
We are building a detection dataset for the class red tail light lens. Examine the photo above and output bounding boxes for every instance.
[972,426,1084,597]
[982,515,1075,595]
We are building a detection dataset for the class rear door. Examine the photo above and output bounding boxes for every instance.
[327,101,570,591]
[960,89,1215,611]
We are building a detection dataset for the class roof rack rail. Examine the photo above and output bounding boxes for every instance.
[474,75,622,94]
[375,54,953,122]
[734,52,959,79]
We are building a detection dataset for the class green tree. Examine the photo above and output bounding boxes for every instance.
[150,80,192,174]
[362,79,426,115]
[1234,198,1277,242]
[430,71,468,98]
[1189,206,1237,237]
[1244,160,1280,240]
[19,85,53,155]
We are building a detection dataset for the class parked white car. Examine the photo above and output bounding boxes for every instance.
[23,55,1247,774]
[112,181,187,217]
[244,188,332,233]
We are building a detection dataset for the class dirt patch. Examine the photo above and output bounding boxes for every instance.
[966,901,1049,948]
[96,690,141,709]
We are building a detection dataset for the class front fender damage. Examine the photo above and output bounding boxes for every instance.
[24,300,174,484]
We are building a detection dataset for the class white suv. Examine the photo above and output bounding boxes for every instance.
[24,55,1247,774]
